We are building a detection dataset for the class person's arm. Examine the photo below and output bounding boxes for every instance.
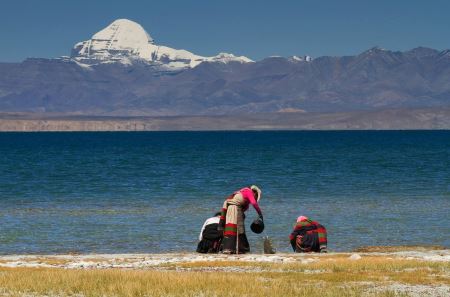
[242,188,262,216]
[289,229,299,251]
[217,208,226,231]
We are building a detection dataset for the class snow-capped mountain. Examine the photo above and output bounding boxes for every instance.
[71,19,252,70]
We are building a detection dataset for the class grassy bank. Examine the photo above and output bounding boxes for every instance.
[0,255,448,297]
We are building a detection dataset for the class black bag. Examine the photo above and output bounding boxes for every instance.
[250,217,264,234]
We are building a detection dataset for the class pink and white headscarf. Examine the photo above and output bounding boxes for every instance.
[297,216,309,222]
[250,185,262,202]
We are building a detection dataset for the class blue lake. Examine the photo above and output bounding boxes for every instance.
[0,131,449,254]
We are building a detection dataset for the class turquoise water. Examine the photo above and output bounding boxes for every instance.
[0,131,449,254]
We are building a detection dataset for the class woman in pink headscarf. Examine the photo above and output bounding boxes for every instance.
[289,216,327,253]
[218,185,263,254]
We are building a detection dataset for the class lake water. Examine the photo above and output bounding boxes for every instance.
[0,131,449,254]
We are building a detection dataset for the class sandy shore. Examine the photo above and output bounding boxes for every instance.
[0,249,448,269]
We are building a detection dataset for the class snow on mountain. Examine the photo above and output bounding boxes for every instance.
[206,53,253,64]
[71,19,253,70]
[288,55,313,62]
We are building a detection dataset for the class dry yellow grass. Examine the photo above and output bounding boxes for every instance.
[0,267,380,297]
[0,256,448,297]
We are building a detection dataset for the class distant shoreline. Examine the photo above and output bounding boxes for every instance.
[0,108,449,131]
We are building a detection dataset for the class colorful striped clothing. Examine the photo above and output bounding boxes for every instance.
[289,217,327,253]
[219,187,262,254]
[225,193,245,235]
[219,187,262,228]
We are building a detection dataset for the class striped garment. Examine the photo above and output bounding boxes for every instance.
[289,218,327,253]
[219,193,245,235]
[219,193,249,253]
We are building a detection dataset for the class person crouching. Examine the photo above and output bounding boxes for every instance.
[197,212,223,253]
[289,216,327,253]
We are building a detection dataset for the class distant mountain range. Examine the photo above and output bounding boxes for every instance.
[0,19,449,117]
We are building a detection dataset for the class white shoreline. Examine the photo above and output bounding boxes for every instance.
[0,250,448,269]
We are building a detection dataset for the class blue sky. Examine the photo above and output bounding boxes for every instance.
[1,0,449,62]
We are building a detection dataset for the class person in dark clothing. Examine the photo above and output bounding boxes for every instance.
[289,216,327,253]
[196,212,223,253]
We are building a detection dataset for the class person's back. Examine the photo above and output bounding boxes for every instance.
[289,216,327,253]
[197,212,222,253]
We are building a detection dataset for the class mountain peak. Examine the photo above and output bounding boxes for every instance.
[71,19,252,70]
[92,19,154,45]
[72,19,154,61]
[364,46,388,54]
[406,47,439,58]
[288,55,313,62]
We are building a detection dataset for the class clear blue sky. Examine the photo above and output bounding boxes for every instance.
[1,0,449,62]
